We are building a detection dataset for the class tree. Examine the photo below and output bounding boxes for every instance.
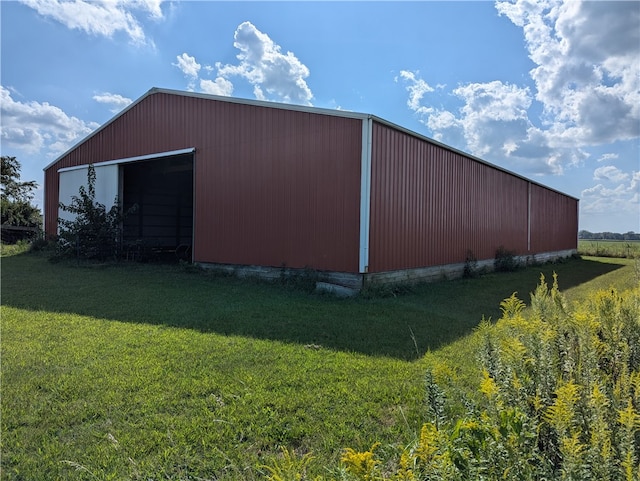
[1,156,41,228]
[58,164,135,260]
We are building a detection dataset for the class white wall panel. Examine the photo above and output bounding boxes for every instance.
[58,165,119,227]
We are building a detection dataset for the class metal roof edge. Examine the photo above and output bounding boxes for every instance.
[42,87,578,202]
[369,115,579,201]
[43,87,159,172]
[149,87,370,121]
[43,87,369,172]
[57,147,196,173]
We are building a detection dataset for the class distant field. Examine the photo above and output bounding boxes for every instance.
[578,239,640,258]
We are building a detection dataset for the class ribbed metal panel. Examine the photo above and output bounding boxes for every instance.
[45,90,577,276]
[192,100,362,272]
[45,94,196,236]
[369,122,533,273]
[530,183,578,253]
[45,92,362,272]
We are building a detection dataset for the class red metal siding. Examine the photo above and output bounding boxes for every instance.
[192,100,362,272]
[530,183,578,253]
[369,122,533,273]
[45,92,363,273]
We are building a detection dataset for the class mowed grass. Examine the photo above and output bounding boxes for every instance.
[1,252,637,479]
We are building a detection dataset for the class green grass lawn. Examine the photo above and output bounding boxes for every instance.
[1,252,637,479]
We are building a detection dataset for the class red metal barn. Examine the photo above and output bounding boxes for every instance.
[44,88,578,288]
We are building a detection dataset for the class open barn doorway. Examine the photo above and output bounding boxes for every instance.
[121,152,194,262]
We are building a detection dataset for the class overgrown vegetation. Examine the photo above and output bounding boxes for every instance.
[0,239,31,257]
[462,249,478,278]
[494,245,521,272]
[336,277,640,481]
[2,252,638,479]
[57,164,135,261]
[1,156,41,242]
[278,265,320,293]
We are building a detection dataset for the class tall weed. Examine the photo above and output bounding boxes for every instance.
[494,245,521,272]
[275,276,640,480]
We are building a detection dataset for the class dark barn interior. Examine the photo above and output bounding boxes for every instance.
[122,153,194,261]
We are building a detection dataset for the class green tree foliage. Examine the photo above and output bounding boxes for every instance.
[579,230,640,241]
[57,164,134,260]
[1,156,41,227]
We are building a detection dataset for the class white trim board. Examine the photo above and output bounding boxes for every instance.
[57,148,195,173]
[359,117,373,274]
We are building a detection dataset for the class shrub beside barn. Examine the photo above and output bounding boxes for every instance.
[44,88,578,288]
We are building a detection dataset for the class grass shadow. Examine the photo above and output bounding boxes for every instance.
[1,254,631,360]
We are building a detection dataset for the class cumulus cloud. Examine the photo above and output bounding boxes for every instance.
[131,0,164,20]
[593,165,630,183]
[397,0,639,177]
[175,22,313,105]
[581,162,638,230]
[172,52,233,96]
[400,73,569,174]
[598,153,619,163]
[450,81,534,157]
[396,71,434,116]
[173,53,202,90]
[581,170,640,217]
[20,0,165,44]
[0,86,98,157]
[200,78,234,97]
[496,0,639,145]
[216,21,313,105]
[174,53,201,79]
[93,92,133,112]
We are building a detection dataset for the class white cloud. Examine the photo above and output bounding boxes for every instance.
[496,0,640,145]
[93,92,133,113]
[173,53,202,90]
[0,86,98,157]
[200,77,234,97]
[398,0,639,177]
[452,81,534,157]
[581,184,626,215]
[396,71,434,116]
[20,0,165,44]
[597,153,619,163]
[216,21,313,105]
[581,169,639,218]
[175,22,313,105]
[581,165,639,229]
[174,53,201,79]
[593,165,630,183]
[172,54,234,96]
[400,73,567,173]
[131,0,163,20]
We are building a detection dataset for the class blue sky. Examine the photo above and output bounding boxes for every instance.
[1,0,639,233]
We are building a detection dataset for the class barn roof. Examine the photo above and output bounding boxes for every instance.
[44,87,578,200]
